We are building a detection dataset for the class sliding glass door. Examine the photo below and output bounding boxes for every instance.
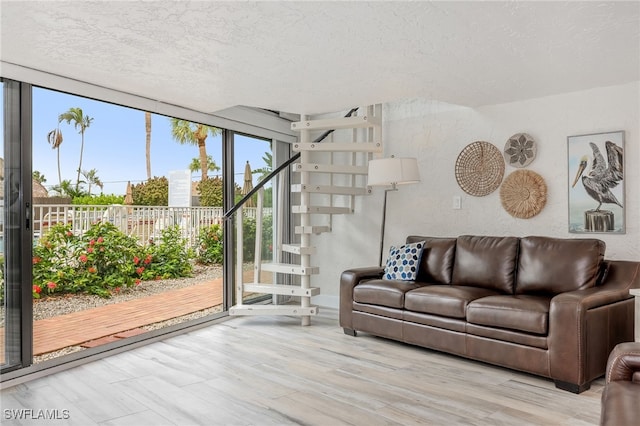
[0,75,297,380]
[1,78,33,372]
[227,131,294,307]
[231,133,274,304]
[0,79,7,368]
[29,87,228,363]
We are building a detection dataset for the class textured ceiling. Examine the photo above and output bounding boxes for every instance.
[1,1,639,115]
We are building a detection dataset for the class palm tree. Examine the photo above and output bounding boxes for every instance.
[58,107,94,191]
[50,179,77,198]
[252,151,273,182]
[33,170,47,184]
[46,127,64,185]
[81,168,103,195]
[170,119,221,181]
[145,112,152,179]
[188,155,220,179]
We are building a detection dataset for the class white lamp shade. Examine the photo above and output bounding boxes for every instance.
[368,157,420,186]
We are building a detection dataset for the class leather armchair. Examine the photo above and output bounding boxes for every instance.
[600,342,640,426]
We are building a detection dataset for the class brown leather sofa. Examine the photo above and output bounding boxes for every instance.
[340,235,640,393]
[600,342,640,425]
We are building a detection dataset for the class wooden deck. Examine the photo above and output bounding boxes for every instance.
[32,278,223,356]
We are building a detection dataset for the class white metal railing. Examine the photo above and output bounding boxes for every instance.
[32,204,272,247]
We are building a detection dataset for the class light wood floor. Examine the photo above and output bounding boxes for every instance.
[1,309,604,425]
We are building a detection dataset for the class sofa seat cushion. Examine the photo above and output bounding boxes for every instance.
[467,295,551,335]
[353,302,404,320]
[466,323,548,349]
[353,279,424,309]
[404,285,500,319]
[404,311,467,333]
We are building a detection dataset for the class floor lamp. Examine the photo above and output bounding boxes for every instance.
[368,157,421,266]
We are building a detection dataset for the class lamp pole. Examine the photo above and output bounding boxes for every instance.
[368,157,420,267]
[379,183,398,267]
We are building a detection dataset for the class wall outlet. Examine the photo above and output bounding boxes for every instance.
[453,196,462,210]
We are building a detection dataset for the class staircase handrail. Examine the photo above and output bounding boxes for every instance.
[223,107,359,220]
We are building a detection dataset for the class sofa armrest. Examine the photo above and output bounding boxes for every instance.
[550,261,639,341]
[552,286,632,312]
[339,266,384,330]
[549,283,636,389]
[606,342,640,384]
[600,343,640,426]
[599,260,640,291]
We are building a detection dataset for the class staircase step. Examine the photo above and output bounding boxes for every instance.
[291,115,381,131]
[293,163,369,175]
[230,305,319,316]
[292,205,353,215]
[291,184,370,196]
[295,225,331,234]
[261,263,319,275]
[292,142,382,153]
[282,243,316,255]
[244,283,320,297]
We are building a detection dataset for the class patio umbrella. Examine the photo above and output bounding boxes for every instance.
[242,161,254,207]
[124,181,133,205]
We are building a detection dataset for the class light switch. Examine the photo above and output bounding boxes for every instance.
[453,196,462,210]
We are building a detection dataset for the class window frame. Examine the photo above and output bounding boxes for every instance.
[0,67,298,384]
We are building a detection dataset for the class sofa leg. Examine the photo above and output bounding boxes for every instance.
[343,328,357,337]
[554,380,591,394]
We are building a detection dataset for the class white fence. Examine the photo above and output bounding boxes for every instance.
[33,204,271,247]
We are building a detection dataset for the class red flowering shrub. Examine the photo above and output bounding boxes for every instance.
[32,285,42,299]
[32,222,193,298]
[196,224,223,265]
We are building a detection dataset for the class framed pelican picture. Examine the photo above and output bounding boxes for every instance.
[568,130,624,233]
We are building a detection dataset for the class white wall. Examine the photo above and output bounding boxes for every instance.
[312,81,640,308]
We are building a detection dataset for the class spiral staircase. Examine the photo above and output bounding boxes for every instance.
[229,104,382,325]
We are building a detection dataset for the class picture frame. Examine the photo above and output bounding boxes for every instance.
[568,130,625,233]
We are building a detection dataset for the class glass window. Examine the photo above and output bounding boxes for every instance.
[231,133,275,304]
[1,78,31,372]
[1,79,6,367]
[0,79,295,379]
[30,87,228,363]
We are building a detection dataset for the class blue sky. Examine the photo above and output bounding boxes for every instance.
[32,87,271,195]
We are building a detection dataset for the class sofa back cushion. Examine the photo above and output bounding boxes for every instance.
[515,236,605,294]
[452,235,519,294]
[406,236,457,284]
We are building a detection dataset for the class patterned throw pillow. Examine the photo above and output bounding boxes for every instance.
[383,241,425,281]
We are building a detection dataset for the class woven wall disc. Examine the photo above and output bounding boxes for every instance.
[455,141,505,196]
[500,170,547,219]
[504,133,536,168]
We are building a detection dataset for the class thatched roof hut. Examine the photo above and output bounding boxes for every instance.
[0,156,50,198]
[33,179,49,198]
[0,158,48,199]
